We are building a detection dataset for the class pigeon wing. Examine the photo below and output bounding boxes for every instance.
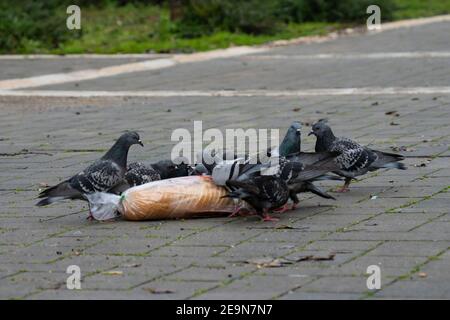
[70,159,124,194]
[331,138,376,172]
[125,162,161,186]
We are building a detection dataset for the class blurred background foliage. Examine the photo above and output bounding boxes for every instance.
[0,0,449,54]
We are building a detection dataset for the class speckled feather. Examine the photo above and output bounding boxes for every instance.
[125,162,161,187]
[70,159,125,193]
[330,137,377,175]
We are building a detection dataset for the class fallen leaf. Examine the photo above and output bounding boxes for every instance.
[418,272,427,278]
[122,263,141,268]
[385,110,399,116]
[102,270,123,276]
[144,288,175,294]
[245,257,292,268]
[275,224,294,229]
[246,225,308,230]
[288,253,336,262]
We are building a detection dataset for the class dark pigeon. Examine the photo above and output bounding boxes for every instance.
[224,159,325,220]
[194,149,241,176]
[309,121,406,192]
[151,159,193,179]
[285,156,341,208]
[274,121,302,157]
[192,163,209,176]
[226,176,289,222]
[198,121,301,177]
[36,132,143,207]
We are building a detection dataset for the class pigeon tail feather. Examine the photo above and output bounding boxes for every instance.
[305,182,336,200]
[36,196,69,207]
[38,181,80,199]
[370,150,406,170]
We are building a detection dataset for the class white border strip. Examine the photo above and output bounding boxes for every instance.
[245,52,450,60]
[0,53,172,60]
[376,14,450,32]
[0,47,267,90]
[2,87,450,98]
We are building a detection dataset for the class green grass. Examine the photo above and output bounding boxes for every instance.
[392,0,450,20]
[14,1,450,54]
[52,4,339,54]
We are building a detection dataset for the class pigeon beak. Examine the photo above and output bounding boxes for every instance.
[308,131,314,136]
[138,140,144,147]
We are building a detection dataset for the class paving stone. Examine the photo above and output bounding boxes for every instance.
[367,241,449,257]
[295,276,370,294]
[374,279,450,299]
[194,275,314,299]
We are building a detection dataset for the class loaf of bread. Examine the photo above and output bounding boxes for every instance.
[117,175,239,220]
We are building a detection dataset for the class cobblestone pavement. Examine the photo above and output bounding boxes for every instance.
[0,21,449,299]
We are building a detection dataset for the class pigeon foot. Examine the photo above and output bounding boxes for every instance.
[335,186,350,193]
[261,214,279,222]
[272,204,290,214]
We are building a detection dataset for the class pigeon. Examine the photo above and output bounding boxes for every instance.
[287,180,335,209]
[151,159,193,179]
[309,121,407,192]
[110,159,193,194]
[225,158,325,220]
[197,121,301,176]
[284,156,341,209]
[225,174,291,222]
[270,121,302,157]
[194,149,239,176]
[191,163,209,176]
[36,132,143,207]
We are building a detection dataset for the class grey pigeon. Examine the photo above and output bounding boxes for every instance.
[309,121,406,192]
[285,156,340,208]
[198,121,302,176]
[270,121,302,157]
[36,132,143,207]
[224,160,298,221]
[194,149,239,175]
[225,157,335,220]
[110,159,193,194]
[191,163,209,175]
